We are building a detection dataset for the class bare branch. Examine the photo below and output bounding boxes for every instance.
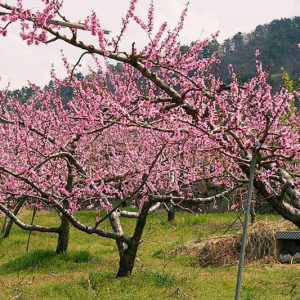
[47,19,110,33]
[149,184,244,203]
[119,202,161,218]
[0,203,59,233]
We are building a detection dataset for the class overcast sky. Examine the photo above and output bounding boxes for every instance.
[0,0,299,88]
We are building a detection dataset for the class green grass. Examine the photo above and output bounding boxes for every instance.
[1,249,93,274]
[0,211,299,299]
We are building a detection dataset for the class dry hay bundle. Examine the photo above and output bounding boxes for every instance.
[198,235,239,267]
[183,220,296,267]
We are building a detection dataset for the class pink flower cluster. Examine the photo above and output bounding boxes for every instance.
[0,0,299,218]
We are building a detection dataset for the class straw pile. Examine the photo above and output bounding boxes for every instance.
[174,220,296,267]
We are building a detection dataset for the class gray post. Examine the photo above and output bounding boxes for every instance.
[234,152,257,300]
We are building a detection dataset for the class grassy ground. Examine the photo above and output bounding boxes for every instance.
[0,210,299,300]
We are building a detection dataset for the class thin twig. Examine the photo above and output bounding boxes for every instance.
[70,51,90,80]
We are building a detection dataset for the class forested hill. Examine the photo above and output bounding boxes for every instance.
[205,17,300,88]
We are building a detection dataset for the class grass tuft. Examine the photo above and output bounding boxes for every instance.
[141,271,176,287]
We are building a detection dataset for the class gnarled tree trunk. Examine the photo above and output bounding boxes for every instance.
[56,211,70,254]
[116,201,151,277]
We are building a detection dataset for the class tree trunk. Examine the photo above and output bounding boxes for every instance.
[109,211,127,255]
[55,167,73,254]
[163,202,176,222]
[254,179,300,227]
[2,215,14,238]
[116,201,152,277]
[116,241,136,277]
[56,212,70,254]
[241,165,300,228]
[167,203,176,222]
[2,197,26,238]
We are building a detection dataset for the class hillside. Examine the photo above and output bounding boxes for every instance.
[205,17,300,89]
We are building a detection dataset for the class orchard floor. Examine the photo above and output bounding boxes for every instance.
[0,211,299,300]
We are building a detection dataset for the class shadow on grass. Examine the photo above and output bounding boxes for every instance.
[1,249,93,273]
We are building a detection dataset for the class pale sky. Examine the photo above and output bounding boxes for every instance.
[0,0,299,88]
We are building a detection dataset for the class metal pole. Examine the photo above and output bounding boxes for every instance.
[26,207,37,253]
[234,152,257,300]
